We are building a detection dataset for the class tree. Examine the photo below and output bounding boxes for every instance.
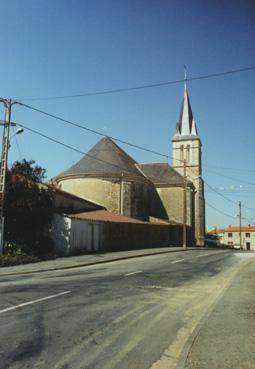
[4,159,54,257]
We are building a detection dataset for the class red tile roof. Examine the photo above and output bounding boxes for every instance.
[224,226,255,232]
[66,210,149,224]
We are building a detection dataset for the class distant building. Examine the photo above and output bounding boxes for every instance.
[223,226,255,250]
[208,226,255,250]
[51,85,205,248]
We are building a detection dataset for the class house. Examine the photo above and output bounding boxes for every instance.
[223,226,255,250]
[207,226,255,250]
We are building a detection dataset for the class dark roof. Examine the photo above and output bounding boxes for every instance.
[57,137,144,179]
[174,85,198,139]
[177,88,194,133]
[138,163,184,186]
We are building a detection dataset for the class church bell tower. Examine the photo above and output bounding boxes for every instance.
[172,84,205,246]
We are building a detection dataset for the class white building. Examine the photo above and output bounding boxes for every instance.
[222,226,255,250]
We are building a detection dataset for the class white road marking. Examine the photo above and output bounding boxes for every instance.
[196,254,210,258]
[125,271,143,276]
[0,291,71,314]
[171,259,185,264]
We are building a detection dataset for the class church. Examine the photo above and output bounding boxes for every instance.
[52,85,205,248]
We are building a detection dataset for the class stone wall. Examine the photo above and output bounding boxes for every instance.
[101,222,193,251]
[53,189,104,213]
[57,177,122,214]
[57,177,151,221]
[154,186,193,226]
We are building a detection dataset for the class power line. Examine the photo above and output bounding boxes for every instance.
[11,125,22,160]
[13,65,255,102]
[12,119,255,213]
[14,122,152,177]
[204,164,255,173]
[15,101,255,183]
[205,180,255,212]
[204,168,255,186]
[205,200,237,219]
[9,99,255,212]
[15,100,178,162]
[204,180,240,205]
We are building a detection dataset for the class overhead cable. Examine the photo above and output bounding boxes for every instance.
[15,101,179,162]
[205,200,237,219]
[12,65,255,101]
[15,122,153,177]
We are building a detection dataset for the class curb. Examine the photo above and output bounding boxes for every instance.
[0,247,198,277]
[175,256,255,369]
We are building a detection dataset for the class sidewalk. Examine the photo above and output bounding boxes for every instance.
[0,246,198,276]
[183,257,255,369]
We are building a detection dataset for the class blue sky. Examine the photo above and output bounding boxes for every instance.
[0,0,255,229]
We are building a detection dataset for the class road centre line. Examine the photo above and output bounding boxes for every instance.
[0,291,71,314]
[171,259,185,264]
[196,254,210,258]
[125,271,143,276]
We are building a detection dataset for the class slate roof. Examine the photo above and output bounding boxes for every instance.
[57,137,145,179]
[173,84,198,139]
[138,163,185,186]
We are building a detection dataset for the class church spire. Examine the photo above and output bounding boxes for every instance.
[174,79,198,138]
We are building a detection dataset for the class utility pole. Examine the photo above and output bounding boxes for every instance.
[239,201,242,250]
[0,98,12,254]
[183,159,187,248]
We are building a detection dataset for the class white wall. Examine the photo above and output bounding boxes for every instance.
[51,214,102,255]
[223,231,255,250]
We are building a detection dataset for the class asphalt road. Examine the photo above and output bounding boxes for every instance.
[0,249,253,369]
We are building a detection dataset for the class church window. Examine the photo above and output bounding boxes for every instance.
[186,145,190,162]
[180,145,184,160]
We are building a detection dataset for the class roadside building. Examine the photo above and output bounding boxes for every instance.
[223,226,255,250]
[51,210,188,255]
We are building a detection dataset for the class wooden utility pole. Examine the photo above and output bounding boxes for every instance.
[239,201,242,249]
[0,99,12,254]
[183,159,187,248]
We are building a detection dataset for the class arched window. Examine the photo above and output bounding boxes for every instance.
[180,145,184,160]
[186,145,190,162]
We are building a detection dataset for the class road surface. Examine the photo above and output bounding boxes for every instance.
[0,249,253,369]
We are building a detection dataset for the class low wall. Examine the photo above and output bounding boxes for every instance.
[101,222,193,251]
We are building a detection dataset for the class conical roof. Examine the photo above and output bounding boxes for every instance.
[57,137,145,179]
[174,85,198,139]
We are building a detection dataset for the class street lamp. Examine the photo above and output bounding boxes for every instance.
[8,128,24,149]
[11,127,24,137]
